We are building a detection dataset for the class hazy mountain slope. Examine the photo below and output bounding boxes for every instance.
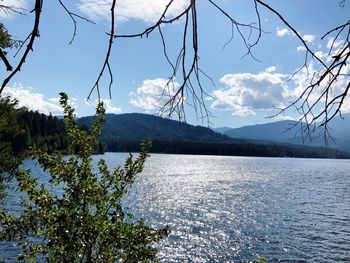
[324,113,350,138]
[222,115,350,152]
[212,127,233,134]
[224,120,300,143]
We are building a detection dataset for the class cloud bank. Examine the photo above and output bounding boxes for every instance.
[211,67,291,116]
[2,84,63,115]
[211,58,350,117]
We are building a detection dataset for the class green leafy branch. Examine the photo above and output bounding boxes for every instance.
[0,93,169,262]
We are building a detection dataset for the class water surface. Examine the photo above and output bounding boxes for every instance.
[1,153,350,262]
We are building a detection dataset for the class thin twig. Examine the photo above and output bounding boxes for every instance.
[58,0,95,44]
[87,0,116,100]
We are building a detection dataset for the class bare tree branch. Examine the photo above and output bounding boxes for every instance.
[114,0,263,123]
[0,0,348,135]
[260,0,350,144]
[256,0,327,68]
[209,0,262,61]
[1,0,43,94]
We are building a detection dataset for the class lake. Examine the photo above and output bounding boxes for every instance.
[1,153,350,262]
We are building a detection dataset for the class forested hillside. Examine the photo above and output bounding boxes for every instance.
[79,113,350,159]
[0,98,68,155]
[107,140,349,159]
[16,110,69,153]
[1,98,349,159]
[78,113,232,143]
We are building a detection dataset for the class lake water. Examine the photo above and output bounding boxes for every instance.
[1,153,350,262]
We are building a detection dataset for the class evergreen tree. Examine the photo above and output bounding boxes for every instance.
[0,97,25,199]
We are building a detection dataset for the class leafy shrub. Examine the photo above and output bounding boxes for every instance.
[0,93,169,262]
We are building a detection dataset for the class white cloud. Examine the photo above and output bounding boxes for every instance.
[211,68,291,116]
[314,50,326,59]
[101,99,121,113]
[297,46,306,52]
[302,34,316,43]
[0,0,26,18]
[263,66,278,73]
[2,84,63,115]
[339,97,350,113]
[84,98,121,113]
[271,114,299,121]
[211,36,348,118]
[276,28,292,37]
[277,28,315,44]
[78,0,188,23]
[48,96,78,108]
[129,78,180,111]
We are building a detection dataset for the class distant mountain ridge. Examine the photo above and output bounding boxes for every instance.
[223,120,299,142]
[217,114,350,153]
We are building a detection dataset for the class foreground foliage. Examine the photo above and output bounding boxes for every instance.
[0,93,169,262]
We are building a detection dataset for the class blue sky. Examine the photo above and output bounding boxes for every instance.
[1,0,349,128]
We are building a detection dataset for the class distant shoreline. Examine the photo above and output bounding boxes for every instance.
[103,140,350,160]
[99,151,350,161]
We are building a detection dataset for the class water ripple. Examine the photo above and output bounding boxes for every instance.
[1,154,350,262]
